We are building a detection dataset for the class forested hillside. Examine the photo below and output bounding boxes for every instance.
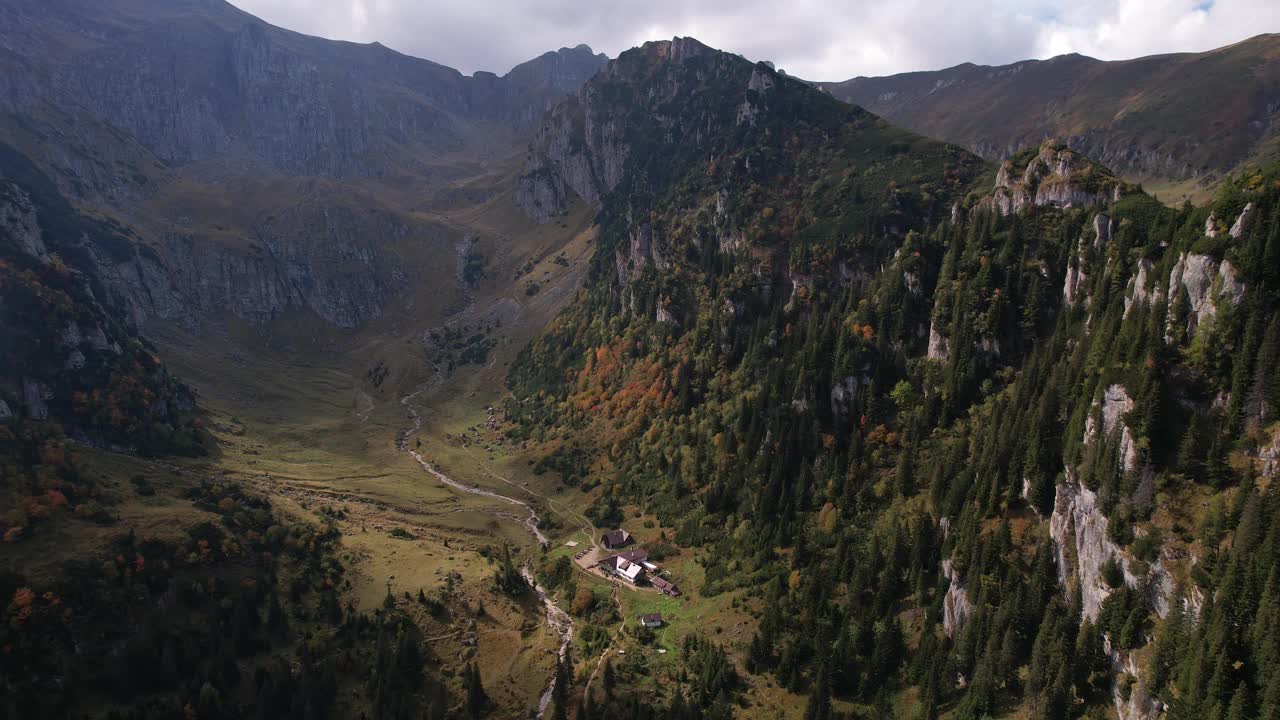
[507,38,1280,720]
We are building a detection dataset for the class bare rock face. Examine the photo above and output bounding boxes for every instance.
[1124,259,1156,317]
[1205,212,1220,237]
[942,556,973,638]
[1050,481,1137,622]
[0,182,47,262]
[1108,637,1165,720]
[830,375,865,417]
[1261,427,1280,477]
[1051,476,1174,622]
[1084,384,1140,474]
[517,38,780,222]
[1063,261,1087,307]
[1165,252,1246,341]
[79,205,414,330]
[981,140,1126,216]
[1230,202,1255,238]
[515,75,632,221]
[1092,213,1113,248]
[926,321,950,361]
[1063,215,1113,307]
[22,378,51,421]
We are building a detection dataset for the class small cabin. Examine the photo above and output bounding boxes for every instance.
[602,529,633,549]
[650,576,681,597]
[640,612,663,629]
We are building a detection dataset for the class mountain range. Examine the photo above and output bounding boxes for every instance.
[820,33,1280,197]
[3,3,1280,720]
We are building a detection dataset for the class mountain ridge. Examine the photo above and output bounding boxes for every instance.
[818,33,1280,193]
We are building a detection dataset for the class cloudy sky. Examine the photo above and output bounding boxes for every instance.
[229,0,1280,80]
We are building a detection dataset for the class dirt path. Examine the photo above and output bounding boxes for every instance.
[399,389,548,545]
[582,585,626,707]
[460,443,597,546]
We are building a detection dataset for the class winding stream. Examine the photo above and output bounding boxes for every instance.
[398,389,571,718]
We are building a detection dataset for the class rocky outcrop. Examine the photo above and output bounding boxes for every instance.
[1063,213,1119,308]
[1108,638,1164,720]
[981,140,1125,217]
[1063,261,1087,307]
[515,75,632,221]
[517,38,786,222]
[1085,384,1140,474]
[0,182,47,262]
[1050,481,1138,622]
[1205,212,1221,238]
[1230,202,1255,238]
[1165,252,1246,341]
[736,66,775,126]
[1124,259,1155,317]
[942,556,973,638]
[926,321,950,361]
[21,378,51,421]
[1092,213,1113,248]
[1050,479,1173,623]
[1261,428,1280,477]
[830,374,871,417]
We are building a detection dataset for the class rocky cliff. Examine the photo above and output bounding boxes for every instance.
[516,37,811,223]
[980,140,1127,216]
[0,0,607,332]
[0,0,607,179]
[0,179,199,453]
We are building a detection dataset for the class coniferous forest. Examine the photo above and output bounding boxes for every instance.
[505,42,1280,720]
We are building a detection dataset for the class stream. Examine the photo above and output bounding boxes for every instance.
[398,389,571,719]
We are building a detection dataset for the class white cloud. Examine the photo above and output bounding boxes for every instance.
[228,0,1280,80]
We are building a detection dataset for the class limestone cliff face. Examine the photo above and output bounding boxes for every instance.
[2,2,605,179]
[1165,251,1245,342]
[1108,636,1165,720]
[0,182,47,261]
[981,140,1126,217]
[517,37,773,223]
[1063,214,1111,308]
[0,0,607,332]
[515,75,632,223]
[1124,259,1157,317]
[941,555,973,638]
[1050,481,1170,623]
[1084,384,1141,474]
[68,204,414,329]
